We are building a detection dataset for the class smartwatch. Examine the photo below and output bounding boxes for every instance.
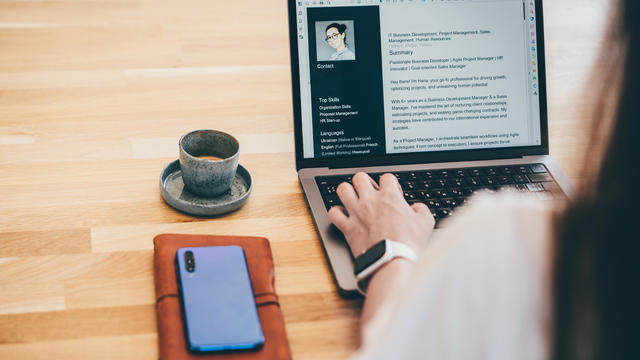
[353,239,418,295]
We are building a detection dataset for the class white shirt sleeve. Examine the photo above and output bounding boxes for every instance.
[350,192,554,360]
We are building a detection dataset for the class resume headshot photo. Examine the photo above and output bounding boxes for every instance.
[315,20,356,61]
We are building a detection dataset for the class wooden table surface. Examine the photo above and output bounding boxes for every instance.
[0,0,609,358]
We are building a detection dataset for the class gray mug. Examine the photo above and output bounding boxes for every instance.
[178,130,239,197]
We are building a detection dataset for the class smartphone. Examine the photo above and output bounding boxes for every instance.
[175,246,264,352]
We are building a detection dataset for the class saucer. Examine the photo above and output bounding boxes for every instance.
[160,160,252,216]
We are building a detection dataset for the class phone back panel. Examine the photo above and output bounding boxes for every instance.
[176,246,264,351]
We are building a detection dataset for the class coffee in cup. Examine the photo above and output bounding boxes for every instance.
[197,155,224,161]
[178,130,239,197]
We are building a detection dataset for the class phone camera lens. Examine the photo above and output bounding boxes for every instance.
[185,251,195,272]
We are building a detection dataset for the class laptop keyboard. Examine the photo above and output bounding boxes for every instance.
[315,163,564,227]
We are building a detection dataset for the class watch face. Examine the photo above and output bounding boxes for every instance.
[354,240,387,275]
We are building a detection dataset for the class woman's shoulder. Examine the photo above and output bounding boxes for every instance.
[337,47,355,60]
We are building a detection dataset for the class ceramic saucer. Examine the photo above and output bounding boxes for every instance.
[160,159,252,216]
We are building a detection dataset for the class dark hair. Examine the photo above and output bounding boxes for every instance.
[326,22,347,34]
[325,22,348,45]
[553,0,640,359]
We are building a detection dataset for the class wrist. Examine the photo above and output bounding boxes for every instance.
[354,239,418,295]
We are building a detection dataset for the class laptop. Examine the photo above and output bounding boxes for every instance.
[287,0,573,295]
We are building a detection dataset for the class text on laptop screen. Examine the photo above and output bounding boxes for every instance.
[295,0,542,159]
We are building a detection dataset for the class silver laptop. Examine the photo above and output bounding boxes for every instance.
[287,0,573,295]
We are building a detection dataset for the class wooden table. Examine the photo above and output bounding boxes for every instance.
[0,0,609,358]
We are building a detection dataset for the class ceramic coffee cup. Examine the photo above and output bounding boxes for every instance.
[178,129,239,197]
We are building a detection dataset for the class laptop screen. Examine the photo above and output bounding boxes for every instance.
[293,0,543,160]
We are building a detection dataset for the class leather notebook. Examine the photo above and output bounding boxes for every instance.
[153,234,292,360]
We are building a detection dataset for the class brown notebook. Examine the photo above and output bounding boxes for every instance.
[153,234,292,360]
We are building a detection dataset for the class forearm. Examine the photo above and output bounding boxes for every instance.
[359,258,415,337]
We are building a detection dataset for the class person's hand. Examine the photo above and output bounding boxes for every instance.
[327,172,436,257]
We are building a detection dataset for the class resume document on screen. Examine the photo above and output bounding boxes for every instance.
[299,0,541,159]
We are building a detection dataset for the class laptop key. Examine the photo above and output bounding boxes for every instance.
[513,174,529,183]
[525,183,545,192]
[514,165,530,174]
[481,176,497,186]
[530,164,547,173]
[438,208,453,218]
[324,196,341,209]
[437,170,451,178]
[497,176,515,185]
[401,180,416,190]
[449,188,464,197]
[482,167,498,176]
[442,198,458,208]
[405,172,422,181]
[449,178,465,187]
[321,185,338,195]
[529,173,553,182]
[329,177,348,186]
[434,179,447,188]
[467,177,482,186]
[499,166,514,175]
[431,189,449,198]
[422,171,437,180]
[404,191,417,201]
[418,179,433,189]
[416,190,432,199]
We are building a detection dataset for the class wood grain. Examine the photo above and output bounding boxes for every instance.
[0,0,610,358]
[0,229,91,257]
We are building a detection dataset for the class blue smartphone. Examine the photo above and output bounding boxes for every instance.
[175,246,264,352]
